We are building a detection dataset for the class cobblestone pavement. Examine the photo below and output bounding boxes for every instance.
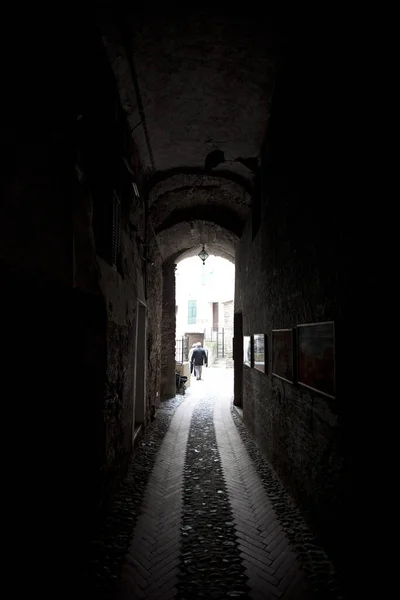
[83,369,344,599]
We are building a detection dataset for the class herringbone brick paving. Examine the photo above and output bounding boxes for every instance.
[116,396,197,600]
[178,396,250,598]
[214,392,310,599]
[115,370,336,599]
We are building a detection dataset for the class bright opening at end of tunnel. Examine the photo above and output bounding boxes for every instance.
[175,256,235,392]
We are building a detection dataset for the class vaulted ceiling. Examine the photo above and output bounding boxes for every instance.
[100,9,283,262]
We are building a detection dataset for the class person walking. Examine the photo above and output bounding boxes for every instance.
[188,343,196,375]
[191,342,208,380]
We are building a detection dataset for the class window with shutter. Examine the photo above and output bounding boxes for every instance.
[188,299,197,324]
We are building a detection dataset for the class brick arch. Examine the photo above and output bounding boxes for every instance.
[148,168,254,202]
[157,218,237,401]
[155,221,237,265]
[155,205,244,237]
[149,172,251,238]
[174,246,235,265]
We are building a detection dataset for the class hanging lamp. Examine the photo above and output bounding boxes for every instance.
[198,244,209,265]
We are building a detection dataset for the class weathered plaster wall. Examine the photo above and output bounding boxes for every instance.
[1,25,149,557]
[72,29,148,517]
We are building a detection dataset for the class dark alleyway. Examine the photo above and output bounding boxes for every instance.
[82,369,342,600]
[2,7,378,599]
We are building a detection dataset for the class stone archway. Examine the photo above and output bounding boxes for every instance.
[156,225,238,402]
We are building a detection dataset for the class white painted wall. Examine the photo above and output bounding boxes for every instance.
[175,256,235,337]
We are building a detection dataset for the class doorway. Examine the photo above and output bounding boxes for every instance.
[212,302,218,331]
[134,300,147,437]
[233,311,243,407]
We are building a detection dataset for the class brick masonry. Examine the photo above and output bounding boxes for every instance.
[146,249,163,409]
[234,45,359,581]
[223,299,234,364]
[235,211,350,581]
[161,260,177,400]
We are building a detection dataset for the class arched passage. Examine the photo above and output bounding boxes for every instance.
[155,218,240,400]
[2,11,367,594]
[147,169,250,401]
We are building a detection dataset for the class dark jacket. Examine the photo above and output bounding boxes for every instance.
[192,347,207,366]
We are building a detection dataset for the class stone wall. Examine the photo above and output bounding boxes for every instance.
[223,300,234,365]
[234,30,361,586]
[146,244,163,410]
[223,300,234,331]
[72,30,148,517]
[235,197,354,589]
[160,261,177,400]
[1,25,149,559]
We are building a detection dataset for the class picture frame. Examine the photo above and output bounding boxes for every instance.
[297,321,335,398]
[243,335,253,368]
[253,334,266,373]
[271,329,294,383]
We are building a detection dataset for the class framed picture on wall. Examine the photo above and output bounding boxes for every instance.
[271,329,294,383]
[243,335,253,367]
[297,321,335,398]
[253,334,267,373]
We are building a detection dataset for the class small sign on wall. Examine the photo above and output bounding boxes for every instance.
[253,334,267,373]
[243,335,253,368]
[272,329,294,383]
